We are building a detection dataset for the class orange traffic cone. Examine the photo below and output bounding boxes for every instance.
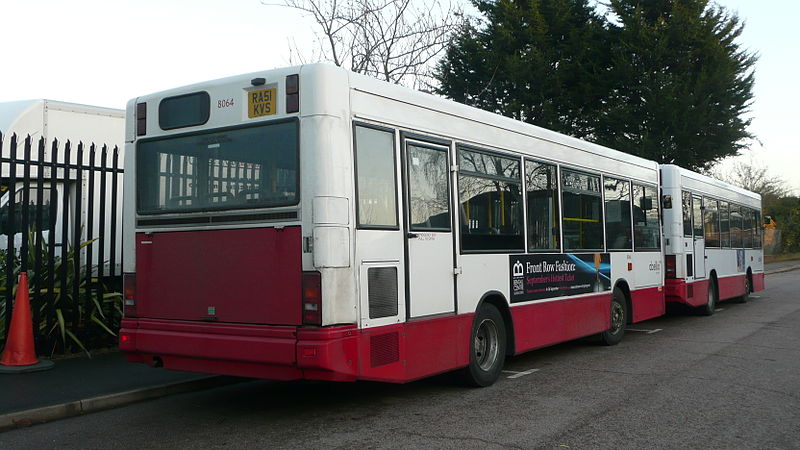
[0,272,54,373]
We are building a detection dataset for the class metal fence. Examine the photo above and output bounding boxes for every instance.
[0,132,123,354]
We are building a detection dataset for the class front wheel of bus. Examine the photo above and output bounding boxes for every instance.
[600,288,626,346]
[463,303,506,387]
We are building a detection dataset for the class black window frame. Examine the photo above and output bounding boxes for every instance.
[682,190,693,237]
[136,117,300,216]
[457,144,524,253]
[603,175,633,251]
[406,140,452,232]
[524,158,561,252]
[158,91,211,131]
[353,121,400,230]
[560,167,604,252]
[704,197,720,248]
[632,182,661,251]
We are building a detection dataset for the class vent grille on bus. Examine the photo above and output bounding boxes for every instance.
[370,332,400,368]
[368,267,398,319]
[687,284,694,298]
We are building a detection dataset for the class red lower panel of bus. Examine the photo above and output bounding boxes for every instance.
[717,275,747,301]
[630,286,665,323]
[753,272,765,291]
[666,272,764,307]
[511,293,610,354]
[120,291,642,383]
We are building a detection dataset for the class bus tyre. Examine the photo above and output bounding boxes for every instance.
[462,303,506,387]
[700,279,717,316]
[733,275,751,303]
[600,288,626,346]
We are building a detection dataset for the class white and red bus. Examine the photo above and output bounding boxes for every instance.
[120,64,667,386]
[660,164,765,314]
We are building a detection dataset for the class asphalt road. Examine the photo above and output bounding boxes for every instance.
[2,271,798,449]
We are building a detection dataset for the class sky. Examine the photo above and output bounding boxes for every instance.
[1,0,798,193]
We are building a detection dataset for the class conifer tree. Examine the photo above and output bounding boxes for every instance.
[436,0,609,138]
[435,0,757,171]
[598,0,756,170]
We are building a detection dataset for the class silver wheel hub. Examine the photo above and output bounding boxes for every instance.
[474,319,499,371]
[611,302,624,334]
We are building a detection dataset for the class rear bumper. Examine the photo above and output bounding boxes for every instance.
[119,318,358,381]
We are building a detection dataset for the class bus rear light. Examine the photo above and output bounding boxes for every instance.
[665,255,676,279]
[302,271,322,326]
[286,74,299,113]
[123,273,137,316]
[136,102,147,136]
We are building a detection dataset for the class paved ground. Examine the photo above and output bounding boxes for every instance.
[2,268,797,448]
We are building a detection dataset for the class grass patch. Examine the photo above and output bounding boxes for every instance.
[765,253,800,264]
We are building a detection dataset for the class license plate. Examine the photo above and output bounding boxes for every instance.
[248,88,277,118]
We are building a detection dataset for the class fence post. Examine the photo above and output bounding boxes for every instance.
[71,143,83,337]
[46,138,59,347]
[32,137,46,347]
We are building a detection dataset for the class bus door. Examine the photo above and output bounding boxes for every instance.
[692,194,706,278]
[402,138,456,318]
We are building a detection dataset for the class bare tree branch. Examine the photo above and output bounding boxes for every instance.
[712,156,791,201]
[264,0,465,89]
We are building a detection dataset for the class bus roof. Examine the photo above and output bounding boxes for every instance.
[661,164,761,207]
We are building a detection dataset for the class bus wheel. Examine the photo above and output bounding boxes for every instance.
[700,278,717,316]
[600,288,626,346]
[462,303,506,387]
[733,274,751,304]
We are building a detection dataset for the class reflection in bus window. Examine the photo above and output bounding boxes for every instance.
[407,144,450,230]
[754,210,762,248]
[525,161,559,251]
[719,201,730,247]
[459,148,523,251]
[137,121,298,214]
[742,207,753,248]
[682,191,692,236]
[604,177,632,250]
[0,187,55,235]
[355,126,397,227]
[633,184,660,250]
[730,204,743,248]
[704,198,720,247]
[561,170,602,251]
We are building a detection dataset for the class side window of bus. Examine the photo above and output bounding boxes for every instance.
[407,144,450,230]
[1,187,55,235]
[682,191,692,236]
[730,204,743,248]
[754,210,762,248]
[603,176,632,250]
[719,201,730,247]
[692,195,703,238]
[704,198,720,247]
[561,170,603,251]
[632,183,660,250]
[525,160,559,251]
[742,207,753,248]
[354,126,397,228]
[458,147,523,251]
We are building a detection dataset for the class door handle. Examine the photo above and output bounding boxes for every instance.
[407,233,419,239]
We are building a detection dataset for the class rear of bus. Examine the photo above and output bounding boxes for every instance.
[119,65,360,381]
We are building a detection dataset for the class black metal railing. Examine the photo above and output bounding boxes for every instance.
[0,132,123,355]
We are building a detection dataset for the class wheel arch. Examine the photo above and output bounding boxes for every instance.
[709,269,719,294]
[746,267,753,293]
[613,278,633,324]
[476,291,516,356]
